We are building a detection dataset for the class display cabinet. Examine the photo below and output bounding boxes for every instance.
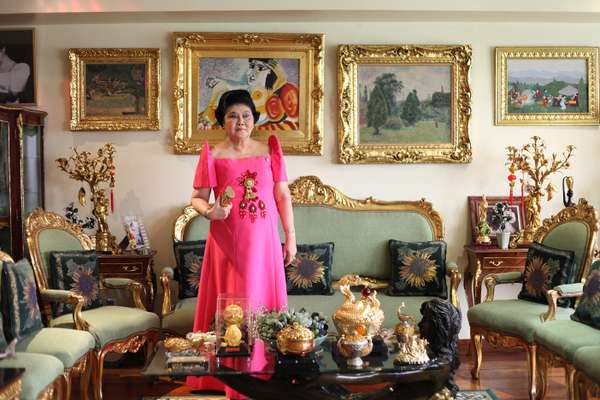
[0,105,46,260]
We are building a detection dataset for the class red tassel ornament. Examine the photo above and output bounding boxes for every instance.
[508,164,517,206]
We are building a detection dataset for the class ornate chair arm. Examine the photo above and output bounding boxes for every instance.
[39,289,89,331]
[160,267,176,318]
[101,277,146,310]
[483,272,523,302]
[445,261,461,309]
[541,284,584,322]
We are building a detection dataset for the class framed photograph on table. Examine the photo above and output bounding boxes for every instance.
[0,29,35,105]
[69,48,160,131]
[337,44,472,164]
[468,196,527,245]
[172,32,324,155]
[123,216,151,253]
[495,46,599,125]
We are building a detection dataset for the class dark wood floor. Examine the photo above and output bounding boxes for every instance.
[85,347,569,399]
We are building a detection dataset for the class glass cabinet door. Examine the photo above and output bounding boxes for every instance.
[22,124,43,216]
[0,120,9,253]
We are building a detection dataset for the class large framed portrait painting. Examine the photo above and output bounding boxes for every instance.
[0,29,35,105]
[172,32,324,155]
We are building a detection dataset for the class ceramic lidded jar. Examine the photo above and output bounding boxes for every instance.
[332,284,385,337]
[276,322,315,356]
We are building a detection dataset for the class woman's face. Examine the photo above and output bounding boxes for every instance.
[223,104,254,140]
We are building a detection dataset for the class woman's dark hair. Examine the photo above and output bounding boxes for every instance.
[215,89,260,127]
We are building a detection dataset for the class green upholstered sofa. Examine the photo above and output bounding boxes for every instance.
[573,346,600,399]
[161,175,461,337]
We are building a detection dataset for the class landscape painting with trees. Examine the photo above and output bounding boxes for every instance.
[358,65,452,145]
[507,59,588,114]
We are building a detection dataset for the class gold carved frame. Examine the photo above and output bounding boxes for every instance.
[337,44,472,164]
[495,46,599,125]
[69,48,160,131]
[172,32,324,155]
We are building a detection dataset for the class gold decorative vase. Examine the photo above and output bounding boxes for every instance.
[337,334,373,368]
[332,283,384,338]
[276,322,315,356]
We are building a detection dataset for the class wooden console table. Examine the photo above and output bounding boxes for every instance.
[97,252,155,309]
[463,245,528,308]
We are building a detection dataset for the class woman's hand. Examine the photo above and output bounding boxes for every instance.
[206,196,232,220]
[283,235,297,266]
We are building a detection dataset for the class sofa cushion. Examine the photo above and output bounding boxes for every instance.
[534,320,600,361]
[161,297,197,336]
[286,242,334,295]
[467,299,574,342]
[0,352,63,400]
[388,240,447,298]
[573,346,600,383]
[2,258,44,339]
[48,250,102,317]
[517,242,575,305]
[16,327,94,368]
[173,240,205,299]
[571,269,600,329]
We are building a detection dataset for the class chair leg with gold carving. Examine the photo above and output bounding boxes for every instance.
[566,364,577,400]
[536,350,548,400]
[526,344,538,400]
[92,349,108,400]
[80,352,92,400]
[471,332,483,379]
[62,371,71,400]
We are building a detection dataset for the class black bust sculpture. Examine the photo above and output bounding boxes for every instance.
[418,299,462,396]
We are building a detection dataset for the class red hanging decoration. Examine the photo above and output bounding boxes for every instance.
[508,164,517,206]
[110,190,115,214]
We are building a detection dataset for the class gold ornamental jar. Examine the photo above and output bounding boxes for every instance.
[276,322,315,356]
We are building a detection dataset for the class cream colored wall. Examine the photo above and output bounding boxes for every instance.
[9,18,600,336]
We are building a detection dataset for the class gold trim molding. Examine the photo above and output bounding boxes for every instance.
[337,44,472,164]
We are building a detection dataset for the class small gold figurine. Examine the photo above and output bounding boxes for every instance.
[395,334,430,365]
[222,304,244,348]
[394,302,416,342]
[475,195,491,245]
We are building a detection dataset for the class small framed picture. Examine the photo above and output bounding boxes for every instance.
[468,196,528,244]
[123,216,150,252]
[0,29,35,105]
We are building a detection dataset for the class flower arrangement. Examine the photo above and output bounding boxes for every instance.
[490,202,515,232]
[255,308,328,343]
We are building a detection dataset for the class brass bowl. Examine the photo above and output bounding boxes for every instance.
[276,322,315,356]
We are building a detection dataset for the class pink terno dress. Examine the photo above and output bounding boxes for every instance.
[187,135,288,397]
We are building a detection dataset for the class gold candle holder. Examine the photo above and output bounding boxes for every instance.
[56,144,117,253]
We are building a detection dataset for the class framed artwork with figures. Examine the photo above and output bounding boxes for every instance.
[468,196,528,245]
[0,29,35,105]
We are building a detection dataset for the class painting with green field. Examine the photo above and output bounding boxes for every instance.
[358,65,452,145]
[85,63,146,117]
[507,59,587,114]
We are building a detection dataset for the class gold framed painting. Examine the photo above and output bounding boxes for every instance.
[69,48,160,131]
[337,44,472,164]
[495,46,599,125]
[172,32,324,155]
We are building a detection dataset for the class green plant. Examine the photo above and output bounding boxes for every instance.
[255,308,328,342]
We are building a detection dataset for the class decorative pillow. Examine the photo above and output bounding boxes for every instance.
[173,240,206,299]
[2,258,44,339]
[48,250,102,318]
[570,269,600,329]
[518,242,575,305]
[285,242,334,295]
[388,240,448,298]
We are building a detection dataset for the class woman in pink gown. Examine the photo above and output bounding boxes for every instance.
[187,90,297,398]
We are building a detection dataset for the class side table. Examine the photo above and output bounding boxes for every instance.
[0,368,23,399]
[463,245,528,307]
[97,252,155,309]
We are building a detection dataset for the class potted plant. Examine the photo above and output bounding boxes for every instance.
[490,202,515,249]
[255,308,328,349]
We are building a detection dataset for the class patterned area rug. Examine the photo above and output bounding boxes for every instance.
[143,389,496,400]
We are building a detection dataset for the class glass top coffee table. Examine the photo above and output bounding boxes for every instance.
[143,337,450,400]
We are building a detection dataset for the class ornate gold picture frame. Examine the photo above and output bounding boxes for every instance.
[337,44,472,164]
[69,48,160,131]
[495,46,599,125]
[172,32,324,155]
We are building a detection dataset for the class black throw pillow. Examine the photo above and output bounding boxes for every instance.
[285,242,334,295]
[518,242,575,306]
[388,240,448,298]
[571,269,600,329]
[173,240,206,299]
[48,250,102,318]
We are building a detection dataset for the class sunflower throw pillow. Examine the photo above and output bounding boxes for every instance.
[517,242,575,305]
[571,268,600,329]
[173,240,206,299]
[285,242,334,295]
[388,240,448,298]
[49,250,102,318]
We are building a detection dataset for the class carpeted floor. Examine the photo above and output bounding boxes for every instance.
[143,389,497,400]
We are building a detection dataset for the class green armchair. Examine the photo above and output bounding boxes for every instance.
[25,208,160,400]
[467,199,599,400]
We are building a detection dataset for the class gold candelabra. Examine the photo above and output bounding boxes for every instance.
[56,144,117,253]
[506,136,574,245]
